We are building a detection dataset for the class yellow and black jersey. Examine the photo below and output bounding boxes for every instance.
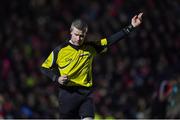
[41,38,108,87]
[40,24,134,88]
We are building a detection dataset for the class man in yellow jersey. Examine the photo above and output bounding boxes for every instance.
[41,12,143,119]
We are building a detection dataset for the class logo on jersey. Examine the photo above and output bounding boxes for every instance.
[79,53,90,57]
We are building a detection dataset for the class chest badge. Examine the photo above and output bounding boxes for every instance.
[79,53,89,57]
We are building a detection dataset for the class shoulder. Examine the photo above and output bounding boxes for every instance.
[83,41,107,54]
[54,42,69,52]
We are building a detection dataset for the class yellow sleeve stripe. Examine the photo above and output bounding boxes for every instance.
[51,52,54,66]
[101,38,108,46]
[41,52,54,68]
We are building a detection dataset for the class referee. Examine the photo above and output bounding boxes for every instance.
[40,13,143,119]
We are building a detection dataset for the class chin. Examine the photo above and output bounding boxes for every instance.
[77,42,83,46]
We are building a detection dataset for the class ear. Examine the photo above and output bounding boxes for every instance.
[70,26,74,32]
[70,27,73,35]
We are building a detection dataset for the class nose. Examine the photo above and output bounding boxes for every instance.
[77,36,81,40]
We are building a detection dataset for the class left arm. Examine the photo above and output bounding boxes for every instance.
[107,12,143,46]
[91,13,143,54]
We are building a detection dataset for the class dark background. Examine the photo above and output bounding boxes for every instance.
[0,0,180,118]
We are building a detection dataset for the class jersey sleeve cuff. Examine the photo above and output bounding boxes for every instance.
[122,24,135,34]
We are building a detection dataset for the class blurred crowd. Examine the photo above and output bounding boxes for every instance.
[1,0,180,119]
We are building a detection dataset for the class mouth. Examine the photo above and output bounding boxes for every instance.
[77,40,82,43]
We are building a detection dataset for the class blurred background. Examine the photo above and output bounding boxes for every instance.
[1,0,180,119]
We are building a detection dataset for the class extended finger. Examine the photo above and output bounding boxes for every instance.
[138,12,143,19]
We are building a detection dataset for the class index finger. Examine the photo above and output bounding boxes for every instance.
[138,12,143,18]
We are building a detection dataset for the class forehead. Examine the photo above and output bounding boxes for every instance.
[71,27,84,34]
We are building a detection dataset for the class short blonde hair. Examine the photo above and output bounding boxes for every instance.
[70,19,88,32]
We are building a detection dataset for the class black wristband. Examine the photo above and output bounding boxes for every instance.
[123,24,135,34]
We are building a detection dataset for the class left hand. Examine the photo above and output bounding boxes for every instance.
[131,12,143,27]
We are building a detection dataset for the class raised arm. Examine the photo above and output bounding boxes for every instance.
[107,12,143,46]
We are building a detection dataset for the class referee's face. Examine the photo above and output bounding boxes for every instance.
[70,27,87,46]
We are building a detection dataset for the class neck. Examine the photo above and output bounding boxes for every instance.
[69,39,79,46]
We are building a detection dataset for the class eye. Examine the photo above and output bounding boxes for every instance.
[80,35,84,38]
[74,33,79,36]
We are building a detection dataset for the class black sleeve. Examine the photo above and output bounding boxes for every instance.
[40,45,62,82]
[107,24,135,46]
[40,67,59,82]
